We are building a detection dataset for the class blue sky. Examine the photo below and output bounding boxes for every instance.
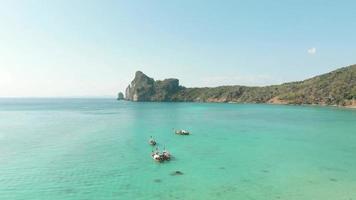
[0,0,355,97]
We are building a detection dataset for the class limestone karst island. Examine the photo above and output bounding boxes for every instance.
[122,64,356,108]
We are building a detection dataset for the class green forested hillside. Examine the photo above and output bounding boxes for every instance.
[124,65,356,107]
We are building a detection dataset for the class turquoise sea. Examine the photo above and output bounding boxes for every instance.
[0,98,356,200]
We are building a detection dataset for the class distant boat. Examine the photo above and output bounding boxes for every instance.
[151,147,171,162]
[151,151,163,162]
[175,129,190,135]
[162,149,171,160]
[148,136,156,145]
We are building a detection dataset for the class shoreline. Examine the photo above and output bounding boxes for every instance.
[1,97,354,109]
[122,99,356,109]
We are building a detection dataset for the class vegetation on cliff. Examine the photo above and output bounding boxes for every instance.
[124,64,356,107]
[125,71,182,101]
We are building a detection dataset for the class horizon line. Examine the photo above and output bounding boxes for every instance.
[0,96,116,99]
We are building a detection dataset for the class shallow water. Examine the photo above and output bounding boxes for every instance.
[0,99,356,200]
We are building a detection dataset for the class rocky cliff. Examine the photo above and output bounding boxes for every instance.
[124,65,356,107]
[117,92,124,100]
[125,71,182,101]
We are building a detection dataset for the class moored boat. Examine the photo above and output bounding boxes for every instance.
[175,129,190,135]
[162,149,171,160]
[148,136,157,145]
[151,147,171,162]
[152,153,163,162]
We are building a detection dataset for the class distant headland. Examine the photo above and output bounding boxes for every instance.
[120,64,356,108]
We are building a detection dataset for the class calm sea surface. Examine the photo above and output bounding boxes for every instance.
[0,98,356,200]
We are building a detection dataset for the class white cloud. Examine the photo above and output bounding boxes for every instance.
[307,47,316,55]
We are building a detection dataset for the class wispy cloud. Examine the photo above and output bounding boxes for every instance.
[307,47,316,55]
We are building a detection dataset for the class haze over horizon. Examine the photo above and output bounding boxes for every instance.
[1,0,355,97]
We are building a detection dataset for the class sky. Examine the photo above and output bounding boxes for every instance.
[0,0,355,97]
